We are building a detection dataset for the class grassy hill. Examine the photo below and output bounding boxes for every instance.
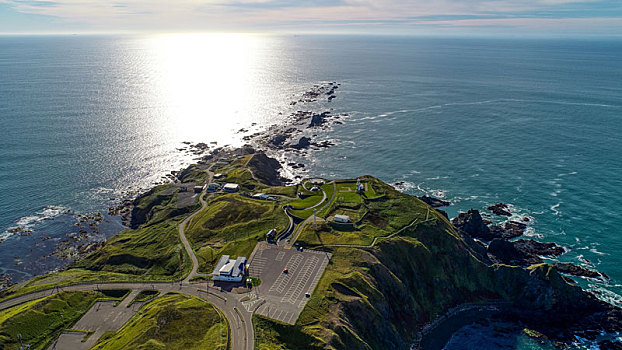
[185,194,290,273]
[0,290,127,350]
[92,293,227,350]
[256,179,605,349]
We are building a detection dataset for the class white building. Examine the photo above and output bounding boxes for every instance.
[223,183,240,192]
[252,193,272,200]
[334,214,350,223]
[212,255,247,282]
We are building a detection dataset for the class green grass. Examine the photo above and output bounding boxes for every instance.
[73,218,191,280]
[131,185,197,228]
[92,293,227,350]
[254,315,323,350]
[0,291,108,350]
[186,194,289,273]
[225,168,263,192]
[265,186,298,198]
[131,290,159,304]
[289,194,324,210]
[177,164,211,184]
[296,178,425,247]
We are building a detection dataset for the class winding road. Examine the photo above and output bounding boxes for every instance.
[0,165,256,350]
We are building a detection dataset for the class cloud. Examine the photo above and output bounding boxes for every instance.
[0,0,620,34]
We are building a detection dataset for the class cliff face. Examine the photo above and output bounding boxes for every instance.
[247,152,283,186]
[129,185,195,229]
[265,184,619,350]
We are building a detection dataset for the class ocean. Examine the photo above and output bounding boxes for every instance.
[1,34,621,348]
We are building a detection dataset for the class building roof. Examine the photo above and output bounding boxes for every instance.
[212,255,230,275]
[231,257,246,277]
[334,214,350,221]
[211,255,247,277]
[223,183,239,189]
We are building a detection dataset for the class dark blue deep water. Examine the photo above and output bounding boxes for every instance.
[0,34,621,348]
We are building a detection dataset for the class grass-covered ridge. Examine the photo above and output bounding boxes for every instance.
[92,293,227,350]
[296,176,427,246]
[0,290,121,350]
[74,218,191,280]
[186,194,290,273]
[257,179,597,349]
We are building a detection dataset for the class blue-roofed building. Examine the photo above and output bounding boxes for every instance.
[212,255,247,282]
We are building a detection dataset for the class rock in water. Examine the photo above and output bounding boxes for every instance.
[514,239,565,257]
[452,209,492,240]
[418,195,450,207]
[487,238,542,266]
[291,136,311,150]
[553,262,606,280]
[488,203,512,216]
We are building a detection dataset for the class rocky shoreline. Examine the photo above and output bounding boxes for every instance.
[1,81,620,348]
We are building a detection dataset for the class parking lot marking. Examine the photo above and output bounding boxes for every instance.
[281,255,319,304]
[268,254,303,294]
[248,257,267,275]
[275,251,285,261]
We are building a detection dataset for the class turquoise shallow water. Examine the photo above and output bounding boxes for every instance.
[0,34,621,347]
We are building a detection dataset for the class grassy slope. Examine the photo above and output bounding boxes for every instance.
[74,218,191,280]
[93,293,227,350]
[297,177,425,246]
[186,194,290,273]
[0,291,109,350]
[256,178,591,350]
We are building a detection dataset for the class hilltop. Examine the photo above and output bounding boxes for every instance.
[0,148,620,350]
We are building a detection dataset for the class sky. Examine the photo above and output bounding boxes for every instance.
[0,0,621,36]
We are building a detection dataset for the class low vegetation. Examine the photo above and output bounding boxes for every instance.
[74,219,191,280]
[92,293,227,350]
[296,176,426,246]
[186,194,290,273]
[0,291,116,350]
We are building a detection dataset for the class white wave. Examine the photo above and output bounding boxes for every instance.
[550,203,561,216]
[589,248,607,256]
[1,205,71,241]
[587,285,622,307]
[393,181,416,193]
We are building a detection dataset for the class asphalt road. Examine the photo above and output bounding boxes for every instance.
[0,163,256,350]
[0,281,254,350]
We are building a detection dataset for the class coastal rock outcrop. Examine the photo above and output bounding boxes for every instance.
[247,152,283,186]
[487,238,566,266]
[553,262,608,280]
[290,136,311,150]
[418,195,450,207]
[488,203,511,216]
[451,209,491,239]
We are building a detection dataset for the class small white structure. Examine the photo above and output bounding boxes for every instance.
[214,173,225,179]
[356,178,364,193]
[252,193,272,200]
[334,214,350,223]
[310,186,320,192]
[223,183,240,193]
[193,185,204,193]
[309,179,325,186]
[212,255,247,282]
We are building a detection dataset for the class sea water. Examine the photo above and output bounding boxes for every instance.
[1,34,621,347]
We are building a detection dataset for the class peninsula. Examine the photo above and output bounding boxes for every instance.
[0,144,620,349]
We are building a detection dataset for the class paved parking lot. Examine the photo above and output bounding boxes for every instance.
[244,242,331,324]
[50,290,146,350]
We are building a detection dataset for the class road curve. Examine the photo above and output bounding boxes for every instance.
[180,169,213,283]
[0,164,257,350]
[0,281,254,350]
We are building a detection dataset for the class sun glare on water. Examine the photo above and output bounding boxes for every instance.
[144,33,276,146]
